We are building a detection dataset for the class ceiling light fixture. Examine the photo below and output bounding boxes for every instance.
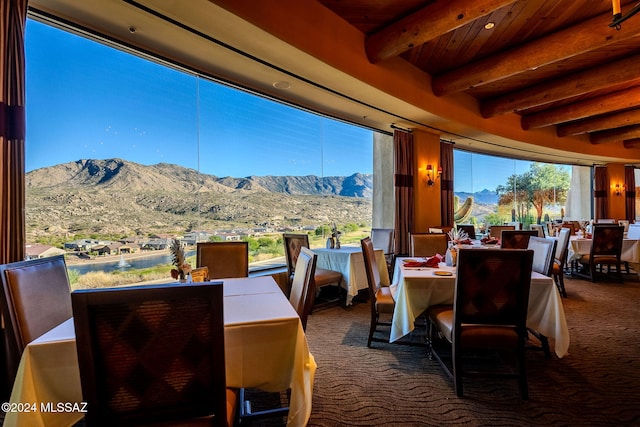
[484,22,495,30]
[273,81,291,89]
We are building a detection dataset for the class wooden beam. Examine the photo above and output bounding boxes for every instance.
[365,0,516,63]
[481,54,640,118]
[623,139,640,149]
[521,86,640,129]
[557,108,640,136]
[433,10,640,96]
[590,125,640,144]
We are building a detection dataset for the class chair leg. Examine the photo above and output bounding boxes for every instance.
[517,347,529,400]
[554,273,567,298]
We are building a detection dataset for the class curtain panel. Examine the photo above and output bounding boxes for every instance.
[593,166,608,220]
[440,141,454,227]
[393,130,414,256]
[1,0,26,265]
[625,166,636,222]
[0,0,27,400]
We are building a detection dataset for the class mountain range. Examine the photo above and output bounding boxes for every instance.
[25,158,497,241]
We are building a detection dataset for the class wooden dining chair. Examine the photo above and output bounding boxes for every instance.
[289,247,317,331]
[577,224,624,282]
[525,236,557,357]
[488,225,515,239]
[0,255,72,388]
[500,230,538,249]
[551,228,571,297]
[197,241,248,279]
[371,228,395,277]
[361,237,395,347]
[72,282,237,427]
[283,233,342,310]
[239,247,317,424]
[410,233,448,257]
[427,248,534,399]
[530,224,545,237]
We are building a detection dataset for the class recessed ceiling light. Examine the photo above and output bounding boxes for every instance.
[273,81,291,89]
[484,22,495,30]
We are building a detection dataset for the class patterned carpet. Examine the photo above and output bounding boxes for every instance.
[297,274,640,427]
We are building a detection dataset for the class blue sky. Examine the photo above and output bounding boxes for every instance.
[25,19,569,193]
[24,20,373,178]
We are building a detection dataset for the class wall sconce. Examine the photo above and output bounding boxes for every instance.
[614,183,625,196]
[424,164,443,186]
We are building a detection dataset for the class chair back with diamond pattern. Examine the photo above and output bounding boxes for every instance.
[72,282,228,427]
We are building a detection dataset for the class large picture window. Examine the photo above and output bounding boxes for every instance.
[25,19,374,288]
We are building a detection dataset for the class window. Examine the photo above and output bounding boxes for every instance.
[25,19,374,288]
[453,149,579,234]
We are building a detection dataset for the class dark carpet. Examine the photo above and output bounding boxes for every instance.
[297,274,640,426]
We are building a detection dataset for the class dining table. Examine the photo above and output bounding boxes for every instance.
[389,257,571,358]
[313,245,390,305]
[3,276,316,427]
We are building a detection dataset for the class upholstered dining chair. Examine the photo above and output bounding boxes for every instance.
[239,247,317,424]
[427,248,534,399]
[371,228,395,277]
[525,237,556,357]
[197,241,248,279]
[71,282,237,427]
[530,224,545,237]
[500,230,538,249]
[410,233,448,257]
[488,225,515,239]
[527,237,557,277]
[361,237,395,347]
[551,228,571,297]
[0,255,72,387]
[289,247,317,331]
[283,233,342,310]
[456,224,476,240]
[577,224,624,282]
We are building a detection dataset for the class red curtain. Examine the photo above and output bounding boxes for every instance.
[593,166,608,220]
[625,166,636,222]
[440,141,454,227]
[393,130,414,256]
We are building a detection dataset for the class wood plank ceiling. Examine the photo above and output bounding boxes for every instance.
[318,0,640,148]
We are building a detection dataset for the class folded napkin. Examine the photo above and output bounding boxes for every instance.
[456,239,473,245]
[480,237,499,245]
[404,254,443,268]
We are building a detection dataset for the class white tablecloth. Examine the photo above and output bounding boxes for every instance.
[4,277,316,427]
[389,258,570,358]
[313,246,389,305]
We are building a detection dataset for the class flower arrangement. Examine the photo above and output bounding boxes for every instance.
[170,238,192,280]
[331,222,342,248]
[447,228,469,245]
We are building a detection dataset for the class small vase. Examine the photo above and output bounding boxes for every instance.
[326,237,335,249]
[335,239,341,249]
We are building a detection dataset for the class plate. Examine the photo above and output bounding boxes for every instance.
[402,259,417,263]
[433,271,453,276]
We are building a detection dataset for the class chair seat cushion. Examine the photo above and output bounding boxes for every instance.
[375,286,395,313]
[551,262,562,275]
[460,325,519,349]
[580,254,620,265]
[427,305,453,342]
[314,267,343,286]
